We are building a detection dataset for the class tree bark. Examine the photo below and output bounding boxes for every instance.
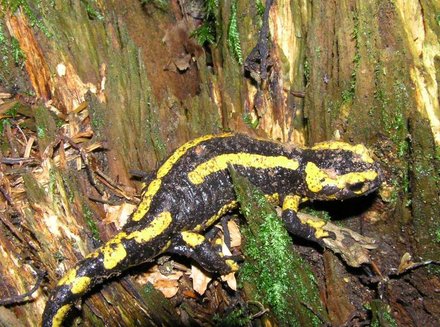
[0,0,438,326]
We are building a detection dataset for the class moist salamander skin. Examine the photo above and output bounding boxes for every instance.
[42,133,382,327]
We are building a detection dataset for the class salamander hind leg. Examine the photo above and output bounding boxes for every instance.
[170,231,239,275]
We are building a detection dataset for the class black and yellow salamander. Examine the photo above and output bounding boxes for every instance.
[42,133,382,327]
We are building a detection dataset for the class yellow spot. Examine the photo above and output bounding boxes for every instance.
[225,259,239,272]
[265,193,280,205]
[70,276,91,294]
[101,211,173,270]
[282,195,302,211]
[85,251,99,259]
[305,162,378,193]
[127,211,173,243]
[193,224,202,232]
[312,141,374,163]
[203,200,238,228]
[181,231,205,247]
[338,170,379,194]
[132,133,233,222]
[305,162,328,193]
[305,219,329,239]
[51,304,72,327]
[101,233,128,270]
[201,195,279,232]
[57,268,77,287]
[160,240,172,253]
[132,179,162,222]
[188,153,299,185]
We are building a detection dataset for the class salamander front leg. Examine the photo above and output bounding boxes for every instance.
[281,195,328,246]
[170,231,239,275]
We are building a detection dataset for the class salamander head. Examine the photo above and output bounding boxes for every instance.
[300,141,382,201]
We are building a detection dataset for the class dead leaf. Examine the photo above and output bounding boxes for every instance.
[103,202,137,227]
[191,264,211,295]
[136,266,182,299]
[398,252,416,274]
[228,220,241,247]
[298,212,377,267]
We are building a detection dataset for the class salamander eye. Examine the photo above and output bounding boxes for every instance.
[348,182,365,192]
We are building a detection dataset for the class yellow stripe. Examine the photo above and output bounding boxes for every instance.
[265,192,280,205]
[305,219,329,238]
[102,233,128,270]
[312,141,374,163]
[126,211,172,243]
[181,231,205,247]
[70,276,91,294]
[132,133,233,222]
[56,269,91,295]
[282,195,302,211]
[101,211,173,270]
[188,153,299,185]
[57,268,77,287]
[305,162,378,193]
[193,194,279,233]
[203,200,238,229]
[52,304,72,327]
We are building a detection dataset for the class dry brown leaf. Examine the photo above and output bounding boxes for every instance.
[227,220,241,247]
[190,264,211,295]
[298,212,377,267]
[398,252,416,274]
[103,202,137,228]
[24,137,35,158]
[221,272,237,291]
[137,267,183,298]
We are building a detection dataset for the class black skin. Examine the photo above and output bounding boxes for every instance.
[42,134,382,327]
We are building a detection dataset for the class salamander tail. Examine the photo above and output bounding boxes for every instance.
[42,254,104,327]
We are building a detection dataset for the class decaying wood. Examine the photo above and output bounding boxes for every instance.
[0,0,439,326]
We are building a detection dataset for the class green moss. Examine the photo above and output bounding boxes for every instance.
[370,300,397,327]
[213,307,251,327]
[242,113,259,129]
[255,0,265,17]
[341,11,360,104]
[0,118,10,134]
[1,0,52,38]
[10,37,25,67]
[36,125,46,138]
[435,227,440,243]
[139,0,169,11]
[192,23,216,45]
[191,0,218,45]
[374,64,409,158]
[81,0,104,20]
[82,204,100,241]
[304,58,310,85]
[301,207,332,222]
[48,167,57,195]
[227,0,243,64]
[230,168,327,326]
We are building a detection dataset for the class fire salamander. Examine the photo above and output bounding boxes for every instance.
[42,133,382,327]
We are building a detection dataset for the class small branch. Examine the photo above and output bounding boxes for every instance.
[1,157,38,165]
[0,270,45,306]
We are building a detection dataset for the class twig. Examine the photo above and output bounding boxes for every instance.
[1,157,38,165]
[301,301,330,326]
[248,301,269,319]
[0,270,45,306]
[60,135,104,195]
[0,186,13,205]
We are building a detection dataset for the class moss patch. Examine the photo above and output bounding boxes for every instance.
[230,167,327,326]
